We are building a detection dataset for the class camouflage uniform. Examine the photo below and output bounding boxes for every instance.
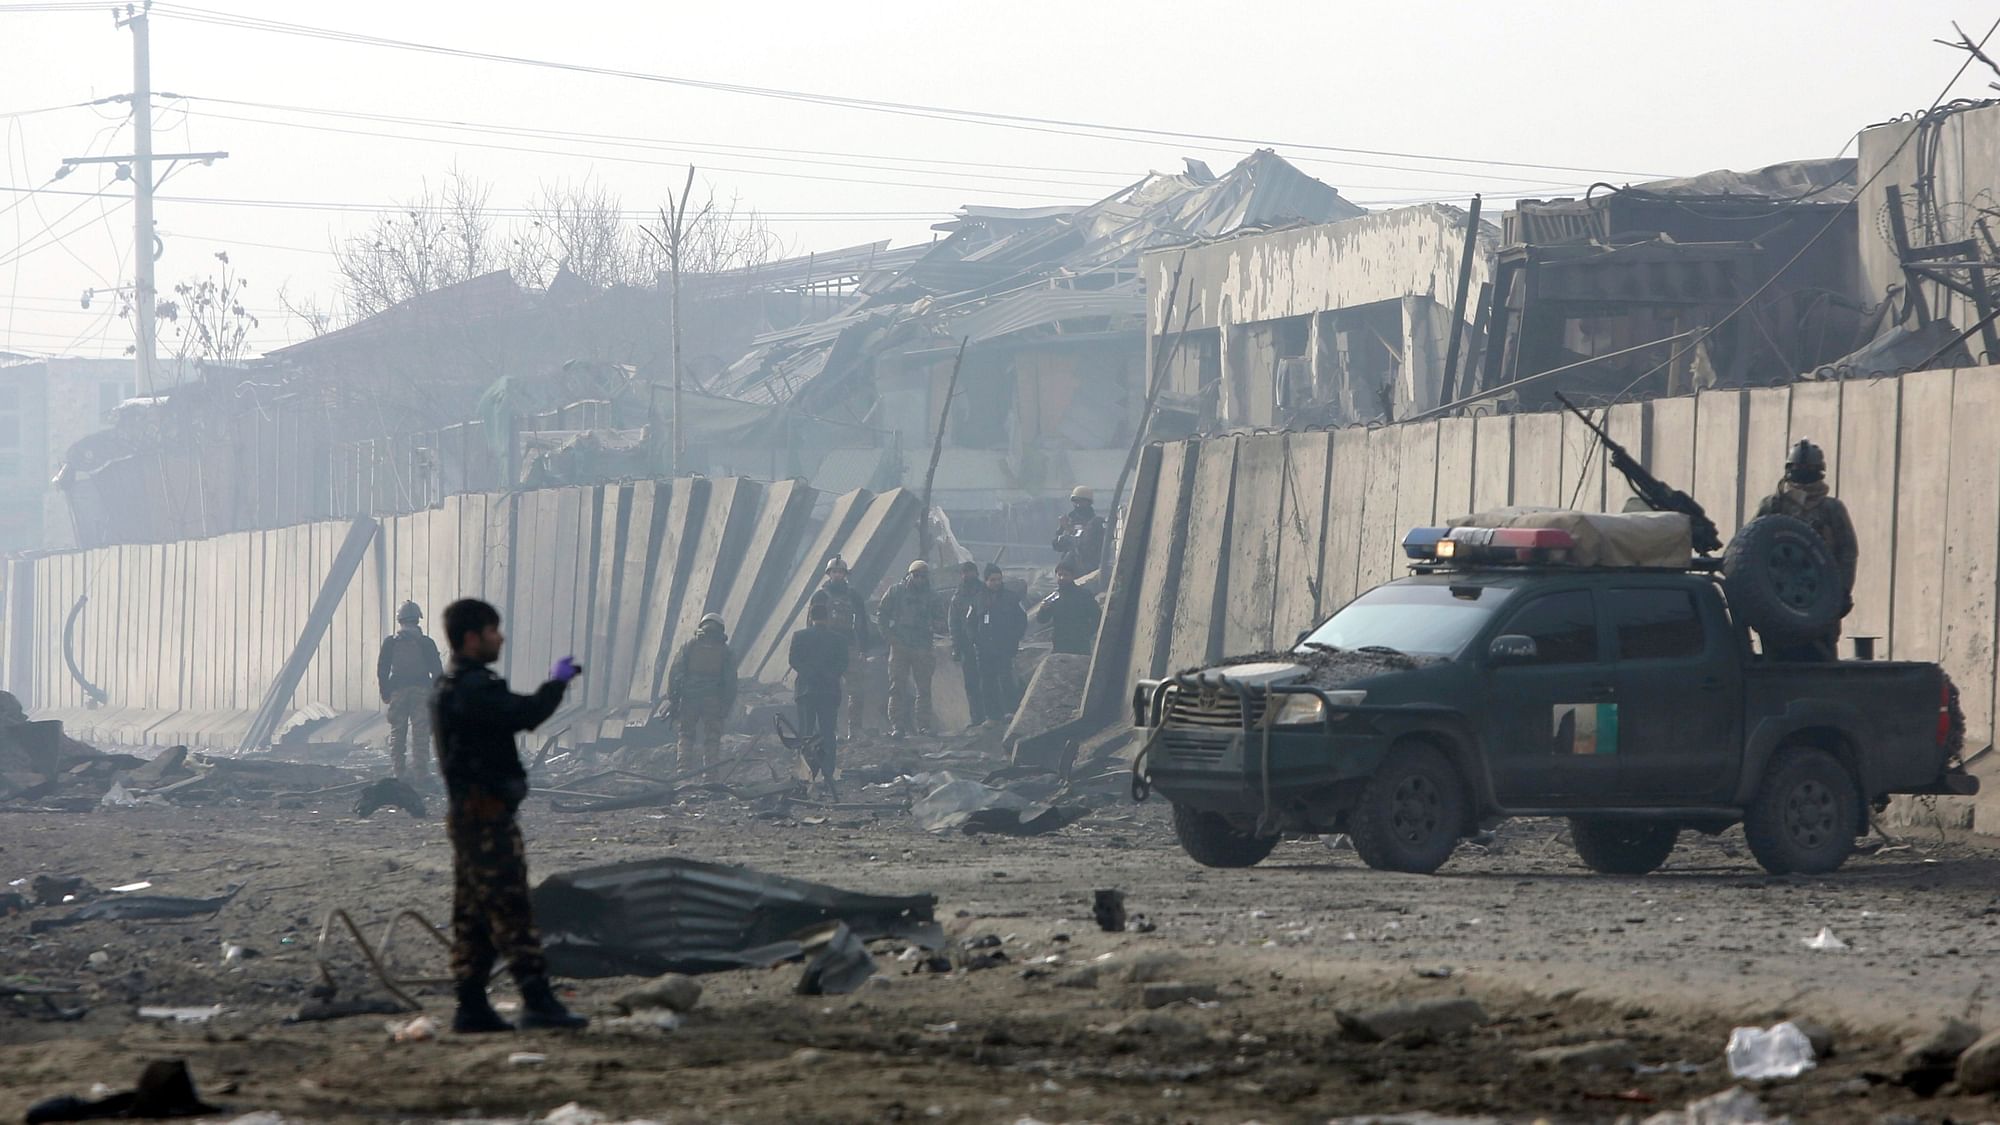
[430,659,567,989]
[818,579,875,737]
[667,629,737,772]
[878,577,947,735]
[1755,479,1859,660]
[377,627,443,778]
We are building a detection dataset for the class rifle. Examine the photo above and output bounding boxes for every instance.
[1554,393,1723,554]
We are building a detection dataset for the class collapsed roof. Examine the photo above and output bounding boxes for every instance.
[711,150,1365,411]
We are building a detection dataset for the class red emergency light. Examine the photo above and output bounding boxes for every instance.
[1432,526,1578,565]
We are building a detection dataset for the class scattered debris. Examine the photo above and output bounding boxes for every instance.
[1725,1022,1816,1080]
[508,1052,547,1067]
[531,856,939,977]
[286,996,405,1024]
[1523,1039,1638,1071]
[1801,927,1848,951]
[795,922,876,996]
[1336,997,1488,1043]
[389,1015,439,1043]
[1092,889,1126,933]
[30,875,95,906]
[24,1059,220,1124]
[30,887,241,933]
[1638,1085,1774,1125]
[611,973,703,1015]
[137,1005,224,1023]
[1140,981,1217,1009]
[908,772,1086,835]
[352,778,427,819]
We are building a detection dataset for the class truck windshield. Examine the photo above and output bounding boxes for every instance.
[1296,583,1511,658]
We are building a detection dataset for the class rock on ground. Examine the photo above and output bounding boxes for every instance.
[1335,997,1487,1043]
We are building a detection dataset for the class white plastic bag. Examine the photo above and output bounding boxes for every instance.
[1725,1021,1816,1079]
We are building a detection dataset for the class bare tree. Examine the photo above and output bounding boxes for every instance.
[331,169,501,319]
[153,251,259,375]
[276,282,336,339]
[509,175,652,290]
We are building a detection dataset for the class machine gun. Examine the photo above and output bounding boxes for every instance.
[1555,393,1723,554]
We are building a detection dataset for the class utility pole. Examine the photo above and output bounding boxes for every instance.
[62,5,225,395]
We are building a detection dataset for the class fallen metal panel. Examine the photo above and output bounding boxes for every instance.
[239,517,378,752]
[1508,412,1562,510]
[1741,387,1793,524]
[1354,428,1403,593]
[1272,433,1333,638]
[1838,378,1900,648]
[1432,417,1476,523]
[1693,390,1747,534]
[1943,369,2000,754]
[1789,382,1844,491]
[744,488,870,685]
[717,478,818,657]
[1166,437,1237,670]
[1222,433,1287,654]
[532,856,938,979]
[1470,414,1513,514]
[1319,428,1372,612]
[1121,442,1196,687]
[1885,368,1951,656]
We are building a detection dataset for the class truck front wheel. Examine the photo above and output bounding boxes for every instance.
[1743,746,1861,875]
[1570,818,1679,875]
[1171,803,1279,868]
[1349,744,1467,874]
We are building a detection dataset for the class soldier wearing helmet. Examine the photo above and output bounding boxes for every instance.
[1053,485,1107,575]
[1755,440,1859,661]
[376,600,444,780]
[667,613,737,772]
[815,556,877,739]
[876,559,948,737]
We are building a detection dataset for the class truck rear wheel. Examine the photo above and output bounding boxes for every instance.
[1722,515,1844,647]
[1349,744,1467,875]
[1743,746,1861,875]
[1569,818,1679,875]
[1171,803,1279,868]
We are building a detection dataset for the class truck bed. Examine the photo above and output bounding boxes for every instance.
[1742,659,1952,797]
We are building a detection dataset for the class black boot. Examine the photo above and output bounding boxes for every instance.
[516,975,588,1031]
[451,979,512,1034]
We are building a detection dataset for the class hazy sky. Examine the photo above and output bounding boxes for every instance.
[2,0,1994,359]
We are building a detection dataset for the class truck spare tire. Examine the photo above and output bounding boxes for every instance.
[1722,515,1844,646]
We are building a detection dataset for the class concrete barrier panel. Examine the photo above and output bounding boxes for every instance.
[1471,414,1513,514]
[547,486,586,664]
[1320,428,1372,611]
[1223,433,1288,654]
[664,478,763,700]
[1393,421,1440,545]
[1741,387,1793,523]
[1432,417,1476,523]
[1940,368,2000,754]
[718,479,817,656]
[1693,390,1747,534]
[1790,382,1844,491]
[582,485,628,712]
[1354,427,1403,593]
[1273,433,1333,637]
[1559,408,1605,512]
[1509,412,1562,510]
[1598,403,1648,512]
[1083,442,1167,718]
[1124,442,1196,685]
[1838,378,1900,644]
[1891,369,1954,662]
[631,478,706,705]
[744,488,870,686]
[1648,396,1696,504]
[1167,437,1237,670]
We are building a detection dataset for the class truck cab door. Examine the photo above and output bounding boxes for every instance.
[1482,589,1619,808]
[1609,586,1742,803]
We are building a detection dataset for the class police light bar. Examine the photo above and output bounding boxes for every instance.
[1403,526,1578,565]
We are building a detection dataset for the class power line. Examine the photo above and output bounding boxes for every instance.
[149,2,1672,182]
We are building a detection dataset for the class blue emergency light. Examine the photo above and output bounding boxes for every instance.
[1401,527,1450,559]
[1402,525,1577,565]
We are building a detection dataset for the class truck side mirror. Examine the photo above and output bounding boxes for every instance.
[1488,634,1539,664]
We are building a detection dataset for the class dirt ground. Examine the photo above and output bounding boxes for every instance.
[6,752,2000,1124]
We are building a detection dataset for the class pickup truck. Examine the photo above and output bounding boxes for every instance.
[1132,524,1974,877]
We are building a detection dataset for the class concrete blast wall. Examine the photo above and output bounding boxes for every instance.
[1088,364,2000,830]
[5,480,916,752]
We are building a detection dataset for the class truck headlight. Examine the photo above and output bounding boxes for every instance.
[1268,694,1326,726]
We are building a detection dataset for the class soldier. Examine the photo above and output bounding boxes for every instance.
[1035,558,1103,656]
[430,597,586,1034]
[1052,485,1107,574]
[817,557,876,740]
[788,596,849,792]
[1755,440,1859,662]
[948,561,987,731]
[968,564,1028,723]
[877,559,947,738]
[376,601,443,781]
[667,613,737,773]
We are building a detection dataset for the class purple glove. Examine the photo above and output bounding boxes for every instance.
[549,657,582,684]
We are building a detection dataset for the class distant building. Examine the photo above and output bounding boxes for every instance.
[0,356,136,553]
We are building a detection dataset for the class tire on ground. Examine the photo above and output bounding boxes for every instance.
[1722,515,1844,647]
[1349,742,1468,875]
[1742,744,1862,875]
[1170,803,1279,868]
[1569,817,1679,875]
